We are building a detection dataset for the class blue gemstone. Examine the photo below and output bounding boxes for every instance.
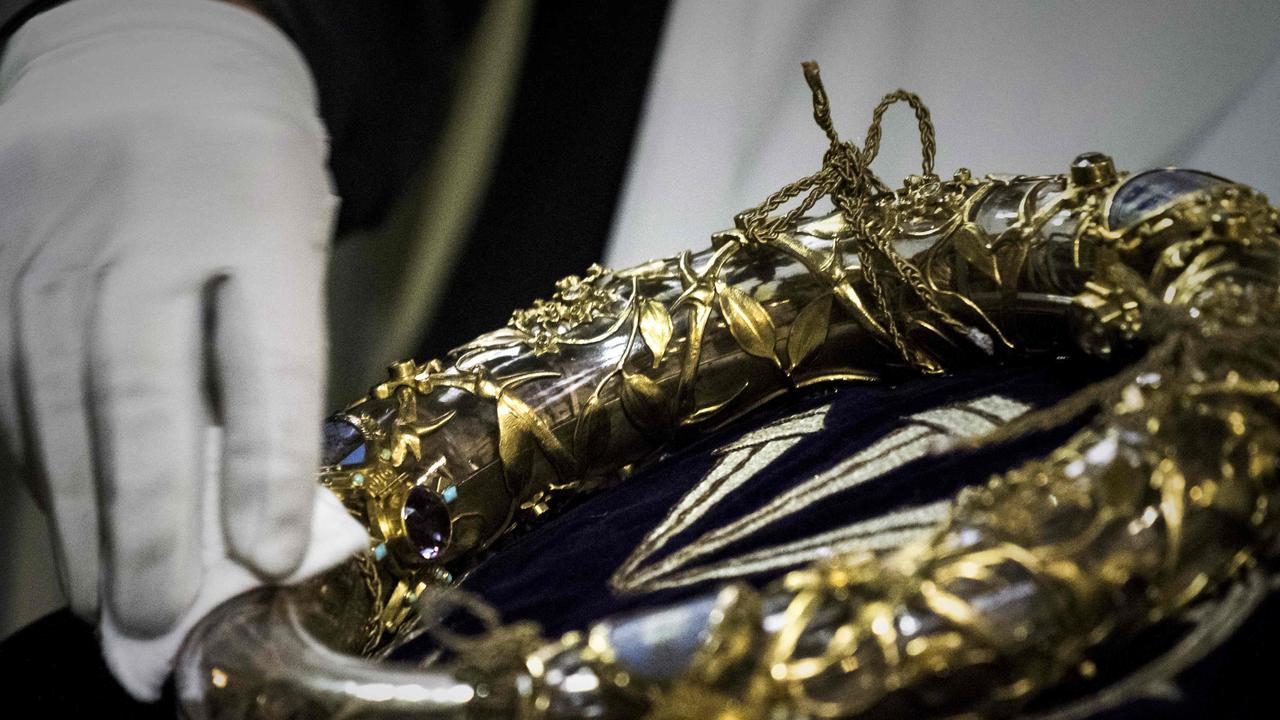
[373,543,388,561]
[339,445,367,466]
[441,485,458,503]
[321,418,365,466]
[1108,169,1225,230]
[403,486,451,561]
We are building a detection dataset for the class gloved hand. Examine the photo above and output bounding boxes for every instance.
[0,0,363,650]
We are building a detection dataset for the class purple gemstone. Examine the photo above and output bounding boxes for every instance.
[403,486,451,560]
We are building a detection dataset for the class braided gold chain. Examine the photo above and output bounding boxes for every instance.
[737,62,962,370]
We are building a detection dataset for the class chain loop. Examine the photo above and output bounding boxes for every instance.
[740,62,957,370]
[863,89,936,177]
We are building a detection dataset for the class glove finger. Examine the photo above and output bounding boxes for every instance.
[16,264,100,620]
[214,251,327,580]
[90,267,205,637]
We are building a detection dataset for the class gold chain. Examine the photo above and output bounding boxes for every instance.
[736,62,962,370]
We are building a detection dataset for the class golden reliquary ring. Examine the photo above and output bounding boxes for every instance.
[175,63,1280,719]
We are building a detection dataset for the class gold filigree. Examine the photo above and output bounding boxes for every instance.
[186,63,1280,720]
[509,263,621,354]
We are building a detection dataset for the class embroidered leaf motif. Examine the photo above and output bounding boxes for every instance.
[716,284,779,366]
[639,299,673,368]
[573,393,612,462]
[620,371,671,436]
[611,394,1031,595]
[786,294,832,371]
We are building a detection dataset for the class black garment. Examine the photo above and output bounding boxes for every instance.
[252,0,480,236]
[0,609,174,716]
[0,0,68,42]
[413,1,671,356]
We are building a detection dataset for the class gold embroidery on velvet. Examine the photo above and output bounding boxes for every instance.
[611,394,1030,595]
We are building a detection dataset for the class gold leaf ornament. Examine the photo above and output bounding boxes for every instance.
[639,299,674,368]
[494,390,575,498]
[715,283,780,367]
[496,396,536,493]
[993,233,1030,290]
[951,221,1000,281]
[680,380,749,427]
[573,393,612,462]
[620,371,672,436]
[786,294,832,371]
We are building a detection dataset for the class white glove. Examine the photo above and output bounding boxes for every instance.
[0,0,365,681]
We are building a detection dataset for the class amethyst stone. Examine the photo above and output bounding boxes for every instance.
[403,486,451,560]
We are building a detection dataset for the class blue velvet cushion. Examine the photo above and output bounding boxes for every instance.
[388,360,1280,717]
[456,363,1098,634]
